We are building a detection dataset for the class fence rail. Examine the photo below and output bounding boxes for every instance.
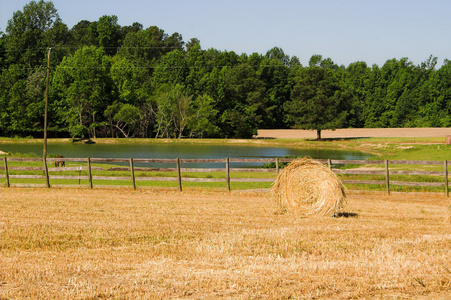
[0,157,449,196]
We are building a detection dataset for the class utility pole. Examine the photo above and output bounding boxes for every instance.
[43,48,51,188]
[43,47,51,159]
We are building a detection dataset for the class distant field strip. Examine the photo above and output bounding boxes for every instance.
[257,128,451,139]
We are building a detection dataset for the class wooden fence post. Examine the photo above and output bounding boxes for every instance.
[385,159,390,196]
[226,157,230,191]
[43,157,50,188]
[78,166,82,185]
[328,158,332,169]
[3,157,10,188]
[87,157,93,189]
[130,158,136,190]
[445,160,449,197]
[276,157,279,175]
[176,158,182,191]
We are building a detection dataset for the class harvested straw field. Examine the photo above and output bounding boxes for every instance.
[1,188,450,299]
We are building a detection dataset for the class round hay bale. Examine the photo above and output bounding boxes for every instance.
[270,158,346,217]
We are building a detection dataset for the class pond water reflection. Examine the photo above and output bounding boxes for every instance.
[0,142,371,168]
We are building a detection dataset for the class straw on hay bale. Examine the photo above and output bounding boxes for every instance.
[270,158,346,217]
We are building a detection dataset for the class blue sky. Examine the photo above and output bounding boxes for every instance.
[1,0,450,67]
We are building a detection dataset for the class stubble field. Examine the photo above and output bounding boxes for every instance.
[257,128,451,139]
[1,188,450,299]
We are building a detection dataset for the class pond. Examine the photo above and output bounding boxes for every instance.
[0,142,372,168]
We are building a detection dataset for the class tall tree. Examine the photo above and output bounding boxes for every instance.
[110,56,147,106]
[284,65,349,140]
[104,102,140,138]
[119,26,183,69]
[1,0,67,137]
[187,94,220,138]
[186,37,201,51]
[418,59,451,126]
[153,50,188,86]
[257,56,292,128]
[221,64,268,138]
[69,20,98,49]
[154,84,192,138]
[109,55,154,137]
[0,65,44,136]
[51,46,115,138]
[265,47,290,66]
[361,64,386,127]
[97,15,121,55]
[345,61,370,127]
[185,42,211,98]
[4,0,60,67]
[120,22,143,40]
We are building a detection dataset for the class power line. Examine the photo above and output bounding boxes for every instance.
[1,64,299,73]
[0,46,186,53]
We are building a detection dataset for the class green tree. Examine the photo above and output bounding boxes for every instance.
[0,65,44,136]
[187,94,220,138]
[221,64,268,138]
[345,61,370,127]
[109,56,156,137]
[4,0,60,67]
[186,37,201,51]
[97,15,121,55]
[381,58,414,127]
[1,0,66,137]
[119,26,183,69]
[44,19,70,62]
[110,56,147,106]
[69,20,98,49]
[120,22,143,40]
[154,84,192,138]
[213,50,240,67]
[361,64,386,127]
[185,43,212,98]
[418,59,451,126]
[51,46,114,138]
[284,65,350,140]
[153,50,188,86]
[265,46,290,65]
[104,102,140,138]
[257,53,293,128]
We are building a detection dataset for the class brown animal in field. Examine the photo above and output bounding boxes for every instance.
[55,155,65,167]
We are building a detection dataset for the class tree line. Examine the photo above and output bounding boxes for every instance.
[1,1,451,140]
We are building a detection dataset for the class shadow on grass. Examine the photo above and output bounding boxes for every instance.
[309,137,370,142]
[333,212,358,218]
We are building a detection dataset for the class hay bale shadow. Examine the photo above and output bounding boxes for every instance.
[333,212,358,218]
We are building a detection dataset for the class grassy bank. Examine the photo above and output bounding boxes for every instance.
[0,135,447,146]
